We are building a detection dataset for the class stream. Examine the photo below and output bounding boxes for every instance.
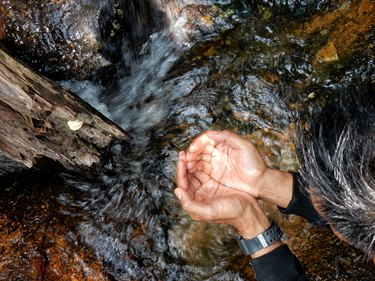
[1,0,375,280]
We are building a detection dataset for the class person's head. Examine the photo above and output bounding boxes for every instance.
[295,80,375,262]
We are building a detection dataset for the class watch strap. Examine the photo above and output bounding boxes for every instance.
[237,221,283,256]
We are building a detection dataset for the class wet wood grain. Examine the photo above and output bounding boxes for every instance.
[0,49,130,169]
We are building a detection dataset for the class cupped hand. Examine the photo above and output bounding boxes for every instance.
[175,150,270,237]
[184,130,268,198]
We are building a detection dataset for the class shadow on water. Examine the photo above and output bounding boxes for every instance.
[1,0,375,280]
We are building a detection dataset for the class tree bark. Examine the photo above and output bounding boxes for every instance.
[0,48,130,170]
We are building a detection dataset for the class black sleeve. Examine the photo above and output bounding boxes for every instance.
[250,245,308,281]
[278,173,328,228]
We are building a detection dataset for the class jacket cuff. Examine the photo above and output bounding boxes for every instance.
[278,173,328,228]
[250,245,308,281]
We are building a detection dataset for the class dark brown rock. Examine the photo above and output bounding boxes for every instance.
[0,0,111,79]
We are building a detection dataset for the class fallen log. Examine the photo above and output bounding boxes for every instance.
[0,48,130,170]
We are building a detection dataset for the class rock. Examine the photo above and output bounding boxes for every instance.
[315,42,339,63]
[0,0,166,80]
[0,0,111,79]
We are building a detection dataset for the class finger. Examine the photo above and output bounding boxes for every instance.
[189,158,213,175]
[177,151,186,173]
[177,152,196,198]
[192,171,211,185]
[188,173,202,191]
[174,187,194,204]
[200,153,212,162]
[177,152,188,190]
[175,187,200,213]
[206,129,248,150]
[186,133,216,162]
[188,132,215,153]
[186,153,201,172]
[178,150,187,163]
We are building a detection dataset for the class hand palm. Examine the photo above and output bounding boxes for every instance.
[175,131,272,235]
[186,165,253,222]
[187,134,266,196]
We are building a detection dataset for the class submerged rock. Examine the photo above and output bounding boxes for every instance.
[315,42,339,63]
[0,169,110,280]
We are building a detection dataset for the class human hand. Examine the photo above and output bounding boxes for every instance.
[175,150,270,238]
[183,130,293,207]
[184,130,267,198]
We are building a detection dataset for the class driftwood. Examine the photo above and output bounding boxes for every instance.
[0,48,130,170]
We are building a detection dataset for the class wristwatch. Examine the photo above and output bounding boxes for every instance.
[237,221,283,256]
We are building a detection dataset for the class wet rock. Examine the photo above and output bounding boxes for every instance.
[165,0,375,124]
[0,0,167,80]
[0,0,108,79]
[269,208,375,280]
[167,2,250,42]
[0,1,109,77]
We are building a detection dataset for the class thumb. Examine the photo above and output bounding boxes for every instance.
[175,188,214,220]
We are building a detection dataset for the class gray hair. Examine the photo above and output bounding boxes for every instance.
[295,81,375,258]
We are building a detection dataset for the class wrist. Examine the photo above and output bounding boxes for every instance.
[238,219,270,239]
[250,240,283,259]
[258,168,293,208]
[236,201,270,239]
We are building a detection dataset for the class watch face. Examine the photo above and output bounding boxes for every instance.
[258,234,268,248]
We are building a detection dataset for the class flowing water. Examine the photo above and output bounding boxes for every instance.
[1,0,375,280]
